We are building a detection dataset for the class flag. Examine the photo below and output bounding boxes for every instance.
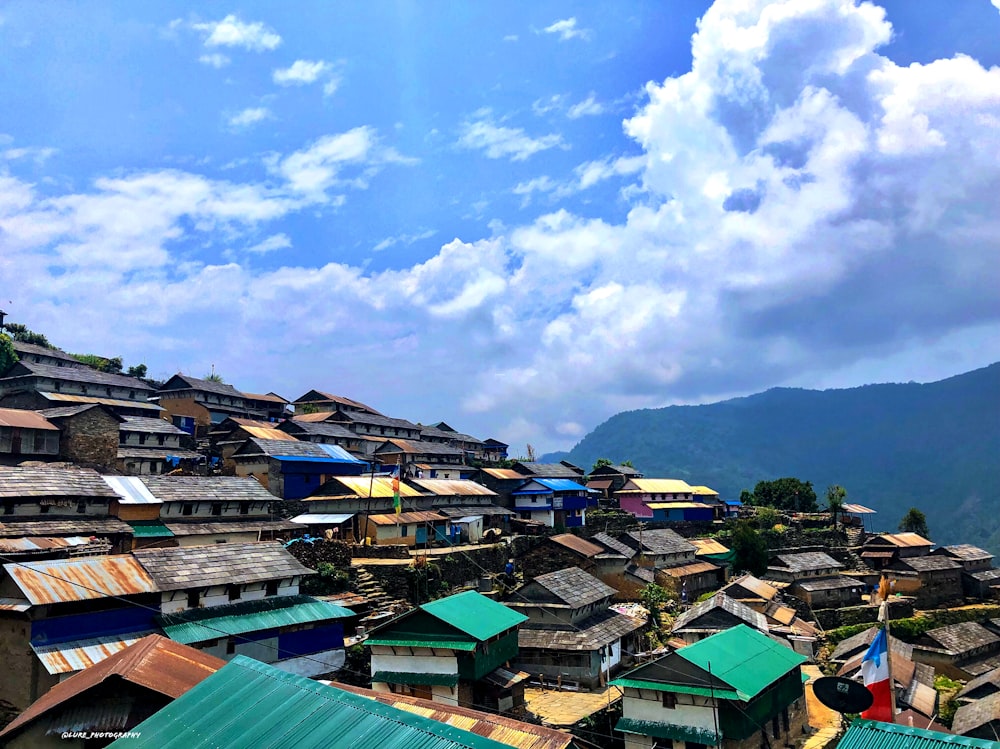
[860,627,894,723]
[391,463,401,515]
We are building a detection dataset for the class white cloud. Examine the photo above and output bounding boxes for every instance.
[273,59,332,85]
[373,229,437,253]
[574,155,644,189]
[2,146,57,164]
[532,94,568,116]
[192,14,281,52]
[245,233,291,254]
[992,0,1000,14]
[542,17,592,42]
[228,107,272,129]
[199,53,230,68]
[567,93,605,119]
[458,111,564,161]
[503,34,518,42]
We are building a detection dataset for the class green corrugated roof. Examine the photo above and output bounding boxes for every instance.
[373,670,459,687]
[157,594,354,645]
[109,655,513,749]
[129,520,174,538]
[610,678,740,700]
[365,637,478,652]
[420,590,527,641]
[677,624,806,700]
[837,719,998,749]
[616,717,720,745]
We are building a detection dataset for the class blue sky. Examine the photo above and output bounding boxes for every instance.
[2,0,1000,453]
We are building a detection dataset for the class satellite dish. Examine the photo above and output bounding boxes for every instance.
[813,677,874,714]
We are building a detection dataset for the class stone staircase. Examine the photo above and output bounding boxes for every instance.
[352,565,409,618]
[845,526,865,547]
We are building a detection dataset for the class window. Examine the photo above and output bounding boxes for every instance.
[772,715,780,738]
[39,504,50,514]
[226,639,236,655]
[211,502,223,516]
[401,525,408,537]
[228,585,241,601]
[157,435,165,445]
[188,590,199,608]
[239,503,249,515]
[265,580,279,597]
[181,503,193,516]
[139,434,147,445]
[2,500,13,515]
[662,692,677,709]
[76,500,87,514]
[129,390,136,399]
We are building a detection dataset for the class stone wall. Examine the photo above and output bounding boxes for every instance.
[283,538,353,570]
[813,598,915,630]
[57,408,119,471]
[352,544,410,559]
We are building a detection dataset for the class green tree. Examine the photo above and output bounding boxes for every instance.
[730,520,769,576]
[749,477,818,512]
[4,323,50,347]
[0,332,18,374]
[826,485,847,529]
[592,458,613,472]
[72,354,123,374]
[899,507,930,539]
[205,372,225,383]
[297,403,320,415]
[127,363,148,379]
[621,459,634,468]
[640,583,670,631]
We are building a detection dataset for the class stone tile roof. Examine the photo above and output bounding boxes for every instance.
[937,544,994,562]
[671,592,768,633]
[794,576,865,591]
[163,520,301,535]
[968,568,1000,583]
[133,541,313,590]
[280,420,357,440]
[334,412,422,431]
[624,528,697,556]
[959,665,1000,700]
[512,462,584,478]
[772,551,843,572]
[4,360,154,390]
[159,374,245,398]
[952,691,1000,737]
[120,416,186,435]
[0,518,133,537]
[591,532,634,558]
[831,627,913,663]
[139,476,275,504]
[895,556,962,573]
[527,567,615,608]
[10,341,83,364]
[0,466,119,499]
[922,621,1000,655]
[236,437,333,458]
[518,609,645,651]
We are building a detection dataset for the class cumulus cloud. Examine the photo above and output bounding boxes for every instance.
[228,107,272,129]
[542,17,591,42]
[567,93,604,119]
[273,59,332,85]
[192,14,281,51]
[458,111,564,161]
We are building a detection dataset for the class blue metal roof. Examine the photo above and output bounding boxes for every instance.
[535,478,589,492]
[273,443,364,464]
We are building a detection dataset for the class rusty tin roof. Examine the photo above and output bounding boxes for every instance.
[3,554,158,604]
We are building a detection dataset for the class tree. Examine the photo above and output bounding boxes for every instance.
[730,520,769,576]
[749,477,818,512]
[72,354,123,374]
[4,323,50,347]
[621,459,634,468]
[127,363,148,379]
[826,485,847,529]
[205,372,225,383]
[640,583,671,632]
[899,507,930,539]
[592,458,613,472]
[0,332,18,374]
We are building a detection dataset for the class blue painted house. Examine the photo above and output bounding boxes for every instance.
[511,478,597,528]
[233,437,366,499]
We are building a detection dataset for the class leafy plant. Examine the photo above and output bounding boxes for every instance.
[899,507,930,539]
[0,333,18,375]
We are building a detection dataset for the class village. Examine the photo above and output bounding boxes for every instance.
[0,333,998,749]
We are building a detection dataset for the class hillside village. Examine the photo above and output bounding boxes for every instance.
[0,329,998,748]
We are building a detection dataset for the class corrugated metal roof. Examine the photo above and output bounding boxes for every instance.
[690,538,730,556]
[364,637,478,651]
[368,510,448,525]
[289,513,355,524]
[324,475,424,498]
[158,594,353,645]
[0,407,59,430]
[548,533,604,558]
[102,475,162,505]
[239,425,297,441]
[0,536,91,553]
[38,391,163,411]
[0,635,224,741]
[32,631,158,675]
[4,555,158,604]
[480,468,524,480]
[873,532,933,547]
[408,479,497,497]
[331,682,575,749]
[688,486,719,496]
[421,590,528,642]
[313,443,365,463]
[0,597,31,611]
[646,501,708,510]
[129,521,174,538]
[533,478,589,492]
[842,503,876,514]
[616,478,693,494]
[659,560,721,578]
[836,718,996,748]
[107,655,513,749]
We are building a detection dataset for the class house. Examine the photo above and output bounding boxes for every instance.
[614,478,696,520]
[670,592,770,645]
[367,590,528,707]
[138,475,296,546]
[718,575,817,649]
[765,551,864,608]
[861,532,932,569]
[912,621,1000,680]
[657,560,726,602]
[153,374,263,435]
[374,439,471,478]
[612,624,809,749]
[932,545,1000,599]
[519,533,628,582]
[511,460,585,479]
[9,341,85,369]
[407,478,509,539]
[231,437,366,498]
[507,567,646,689]
[291,389,382,415]
[689,537,735,568]
[719,574,779,605]
[240,391,289,422]
[888,556,964,607]
[586,463,644,501]
[100,475,171,549]
[0,407,60,465]
[107,654,545,749]
[959,664,1000,702]
[766,551,843,582]
[305,475,426,520]
[0,635,224,749]
[835,719,996,749]
[37,404,122,471]
[510,478,596,528]
[418,423,486,461]
[0,554,161,711]
[209,416,296,471]
[0,361,156,417]
[474,467,534,509]
[117,415,201,475]
[620,528,699,569]
[363,510,451,547]
[481,438,508,463]
[326,411,423,442]
[277,418,364,454]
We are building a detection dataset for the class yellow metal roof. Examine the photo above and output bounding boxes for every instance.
[329,476,423,499]
[39,392,163,411]
[480,468,523,479]
[646,501,705,510]
[368,511,448,526]
[242,426,298,441]
[616,478,693,494]
[408,479,496,497]
[689,485,719,496]
[690,538,730,555]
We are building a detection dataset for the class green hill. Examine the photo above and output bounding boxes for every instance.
[555,363,1000,552]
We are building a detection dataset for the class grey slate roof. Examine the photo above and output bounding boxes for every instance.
[952,691,1000,736]
[0,518,133,537]
[419,425,483,445]
[938,544,994,562]
[592,532,635,559]
[158,374,245,398]
[513,462,584,478]
[895,556,963,572]
[670,592,768,633]
[518,609,645,651]
[527,567,616,608]
[624,528,697,556]
[967,569,1000,583]
[959,665,1000,700]
[280,421,357,440]
[794,576,865,592]
[236,438,331,459]
[120,416,186,435]
[133,541,314,590]
[164,520,301,535]
[334,412,421,431]
[139,476,275,504]
[772,552,843,572]
[830,626,914,662]
[2,360,154,390]
[923,621,1000,655]
[0,466,119,499]
[37,404,119,419]
[11,341,84,364]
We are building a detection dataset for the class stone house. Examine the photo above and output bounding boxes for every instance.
[231,437,366,499]
[912,621,1000,681]
[240,391,289,422]
[766,551,843,582]
[507,567,646,689]
[612,624,809,749]
[367,590,528,708]
[374,439,471,479]
[586,463,644,503]
[473,467,532,509]
[277,418,365,454]
[8,341,84,370]
[154,374,264,436]
[0,635,224,749]
[481,438,508,463]
[37,404,122,471]
[953,692,1000,743]
[861,532,932,569]
[519,533,628,583]
[0,361,155,418]
[0,408,60,466]
[766,551,864,608]
[326,411,423,441]
[887,555,963,608]
[932,545,1000,599]
[670,592,771,645]
[210,417,296,471]
[117,415,200,475]
[418,422,486,462]
[620,527,699,570]
[290,389,381,415]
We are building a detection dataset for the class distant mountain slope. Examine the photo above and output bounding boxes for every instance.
[558,363,1000,551]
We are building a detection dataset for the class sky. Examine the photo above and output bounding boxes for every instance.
[1,0,999,454]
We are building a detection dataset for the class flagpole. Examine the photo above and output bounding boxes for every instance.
[880,573,897,723]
